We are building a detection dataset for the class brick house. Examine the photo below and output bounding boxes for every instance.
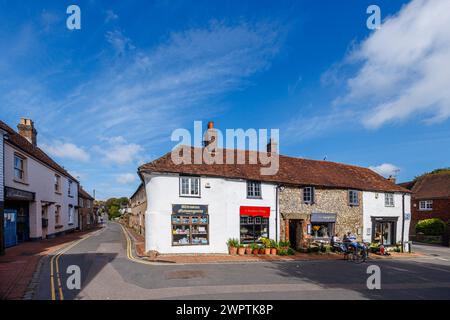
[400,172,450,235]
[129,183,146,236]
[78,187,95,231]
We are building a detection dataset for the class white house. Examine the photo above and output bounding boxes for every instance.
[0,128,5,253]
[363,191,411,247]
[0,119,79,244]
[141,171,278,254]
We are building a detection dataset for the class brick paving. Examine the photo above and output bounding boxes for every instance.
[0,227,101,300]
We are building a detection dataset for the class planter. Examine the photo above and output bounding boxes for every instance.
[270,248,277,255]
[264,248,271,255]
[238,247,246,255]
[259,248,265,254]
[229,246,238,255]
[245,247,252,255]
[252,249,259,255]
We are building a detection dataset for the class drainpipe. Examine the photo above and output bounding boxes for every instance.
[401,193,405,253]
[275,185,280,242]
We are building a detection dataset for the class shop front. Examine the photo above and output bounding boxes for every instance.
[239,206,270,244]
[171,204,209,246]
[309,213,337,240]
[371,216,398,246]
[4,187,35,244]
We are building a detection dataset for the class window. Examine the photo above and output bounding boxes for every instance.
[240,216,269,243]
[172,215,209,245]
[68,180,73,197]
[303,187,314,204]
[54,175,61,193]
[247,181,262,198]
[311,222,334,238]
[68,206,74,224]
[55,206,61,225]
[180,176,200,197]
[348,190,359,206]
[87,200,91,208]
[79,198,84,208]
[385,193,394,207]
[419,200,433,211]
[14,154,25,181]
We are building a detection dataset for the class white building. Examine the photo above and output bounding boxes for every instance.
[1,119,79,244]
[0,128,5,253]
[363,191,411,247]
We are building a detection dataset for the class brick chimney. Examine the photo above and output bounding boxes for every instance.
[17,118,37,146]
[203,121,217,148]
[387,175,396,184]
[266,138,278,154]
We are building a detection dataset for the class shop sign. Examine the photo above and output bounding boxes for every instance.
[172,204,208,215]
[5,187,35,201]
[240,206,270,217]
[311,213,336,223]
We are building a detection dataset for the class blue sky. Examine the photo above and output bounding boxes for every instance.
[1,0,449,199]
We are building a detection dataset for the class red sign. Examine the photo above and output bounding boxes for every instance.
[240,206,270,217]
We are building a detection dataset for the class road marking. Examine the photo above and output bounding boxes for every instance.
[49,228,104,300]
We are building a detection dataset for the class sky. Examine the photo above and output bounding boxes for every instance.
[1,0,449,199]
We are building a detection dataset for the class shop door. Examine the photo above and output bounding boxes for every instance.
[4,209,18,248]
[373,221,395,246]
[289,220,302,249]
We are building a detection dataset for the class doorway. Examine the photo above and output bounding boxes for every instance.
[372,217,397,246]
[289,219,303,249]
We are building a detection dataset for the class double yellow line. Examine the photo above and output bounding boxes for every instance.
[118,223,157,265]
[49,229,102,300]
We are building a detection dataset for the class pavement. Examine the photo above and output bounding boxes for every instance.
[28,222,450,300]
[0,227,101,300]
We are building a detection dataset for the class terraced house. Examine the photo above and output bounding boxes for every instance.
[78,187,95,231]
[138,139,411,254]
[129,183,147,236]
[0,119,79,247]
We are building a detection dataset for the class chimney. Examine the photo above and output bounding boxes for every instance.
[203,121,217,148]
[17,118,38,146]
[267,138,278,154]
[387,175,396,184]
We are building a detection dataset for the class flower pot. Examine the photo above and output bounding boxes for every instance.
[229,246,237,255]
[264,248,271,255]
[245,247,252,255]
[271,248,277,255]
[252,249,259,255]
[238,247,246,255]
[259,248,265,254]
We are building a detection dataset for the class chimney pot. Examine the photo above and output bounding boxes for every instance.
[207,121,214,129]
[17,117,38,146]
[387,175,396,184]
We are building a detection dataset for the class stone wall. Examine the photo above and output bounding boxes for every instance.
[279,186,364,244]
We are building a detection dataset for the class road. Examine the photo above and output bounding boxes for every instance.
[34,222,450,300]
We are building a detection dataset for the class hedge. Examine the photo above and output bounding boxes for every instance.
[415,218,447,236]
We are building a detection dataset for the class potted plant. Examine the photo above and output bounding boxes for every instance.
[261,237,272,255]
[238,244,246,255]
[279,240,290,251]
[270,240,278,255]
[245,245,252,255]
[251,243,260,255]
[227,238,239,255]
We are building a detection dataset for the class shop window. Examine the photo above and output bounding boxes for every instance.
[419,200,432,211]
[172,215,209,245]
[385,193,394,207]
[240,216,269,243]
[303,187,314,204]
[311,222,334,238]
[373,220,396,246]
[247,181,262,198]
[348,190,359,206]
[180,176,200,197]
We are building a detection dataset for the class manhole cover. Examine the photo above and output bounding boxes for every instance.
[165,270,206,280]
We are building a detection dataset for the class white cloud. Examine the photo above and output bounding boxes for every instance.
[339,0,450,128]
[41,141,90,162]
[116,173,136,185]
[105,10,118,23]
[369,163,400,178]
[105,30,134,55]
[95,136,144,165]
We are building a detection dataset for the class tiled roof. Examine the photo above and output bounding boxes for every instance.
[139,146,409,193]
[0,120,78,182]
[79,186,94,200]
[409,173,450,200]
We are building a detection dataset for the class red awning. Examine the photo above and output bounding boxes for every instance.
[240,206,270,217]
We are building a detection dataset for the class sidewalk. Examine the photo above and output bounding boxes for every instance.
[0,227,101,300]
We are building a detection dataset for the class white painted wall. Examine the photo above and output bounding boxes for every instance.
[4,142,79,239]
[362,191,411,244]
[0,131,4,205]
[144,173,279,254]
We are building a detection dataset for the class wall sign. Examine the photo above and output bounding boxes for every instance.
[172,204,208,215]
[240,206,270,217]
[311,213,336,223]
[5,187,35,201]
[405,213,411,220]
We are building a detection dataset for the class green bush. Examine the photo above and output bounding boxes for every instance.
[416,218,447,236]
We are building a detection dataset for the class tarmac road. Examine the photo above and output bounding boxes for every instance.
[33,222,450,300]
